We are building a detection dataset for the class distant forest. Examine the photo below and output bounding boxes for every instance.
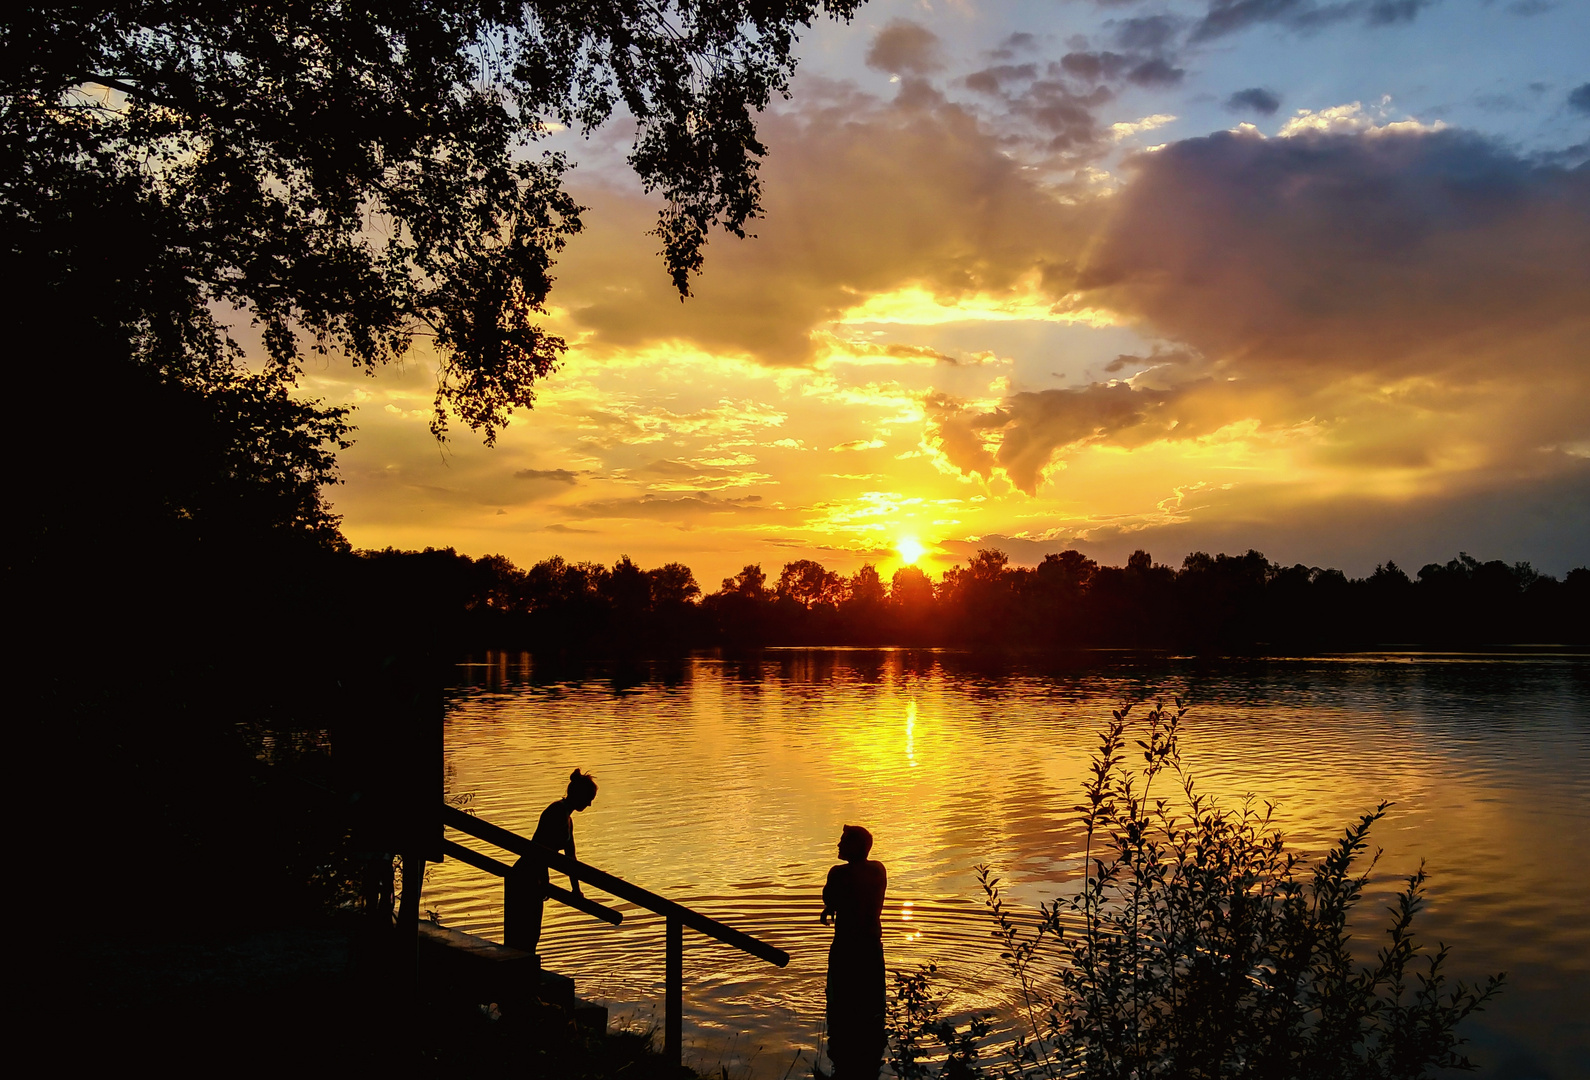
[358,546,1589,651]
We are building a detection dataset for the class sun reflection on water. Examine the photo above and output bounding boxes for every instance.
[430,649,1590,1078]
[906,697,916,767]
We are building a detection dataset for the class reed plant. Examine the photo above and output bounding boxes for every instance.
[888,702,1503,1079]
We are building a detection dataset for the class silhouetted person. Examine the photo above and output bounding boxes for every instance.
[822,824,887,1079]
[506,769,597,956]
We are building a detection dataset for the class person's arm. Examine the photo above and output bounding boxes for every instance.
[820,866,837,924]
[566,818,582,895]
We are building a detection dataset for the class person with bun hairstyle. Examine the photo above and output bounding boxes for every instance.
[506,769,598,955]
[821,824,887,1079]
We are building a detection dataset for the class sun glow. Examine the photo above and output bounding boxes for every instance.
[896,536,926,565]
[834,284,1119,328]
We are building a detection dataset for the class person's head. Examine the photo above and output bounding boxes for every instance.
[838,824,873,862]
[567,769,598,811]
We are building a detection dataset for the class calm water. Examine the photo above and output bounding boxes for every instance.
[422,650,1590,1079]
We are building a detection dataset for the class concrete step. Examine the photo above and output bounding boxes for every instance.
[415,921,606,1034]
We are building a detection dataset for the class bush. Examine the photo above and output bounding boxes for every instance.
[889,963,994,1080]
[888,702,1503,1079]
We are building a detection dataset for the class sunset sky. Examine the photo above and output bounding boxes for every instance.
[300,0,1589,585]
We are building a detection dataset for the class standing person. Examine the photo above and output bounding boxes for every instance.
[821,825,887,1079]
[506,769,597,956]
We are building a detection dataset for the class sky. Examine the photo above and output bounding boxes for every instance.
[299,0,1590,585]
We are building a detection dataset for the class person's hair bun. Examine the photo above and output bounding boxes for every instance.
[567,769,599,800]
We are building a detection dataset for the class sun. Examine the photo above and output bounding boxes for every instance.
[896,536,926,565]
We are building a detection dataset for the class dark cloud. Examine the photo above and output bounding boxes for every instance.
[634,459,769,489]
[1009,78,1115,150]
[989,31,1039,60]
[910,125,1590,503]
[514,467,579,483]
[1079,127,1590,376]
[951,125,1590,497]
[929,383,1183,494]
[1473,92,1527,113]
[1111,14,1184,52]
[1060,51,1133,83]
[1569,83,1590,114]
[639,459,708,477]
[1191,0,1436,42]
[1062,51,1125,82]
[922,392,996,479]
[865,20,944,75]
[964,63,1038,95]
[1534,140,1589,169]
[560,492,768,521]
[1161,463,1583,576]
[1225,87,1283,115]
[1126,58,1185,87]
[827,339,965,365]
[1059,51,1181,88]
[987,385,1181,493]
[1364,0,1434,24]
[1057,47,1181,90]
[1104,347,1197,373]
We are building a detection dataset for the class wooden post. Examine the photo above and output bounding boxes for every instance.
[398,852,425,989]
[665,916,683,1069]
[503,866,524,952]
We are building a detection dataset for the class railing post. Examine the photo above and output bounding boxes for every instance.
[665,916,683,1069]
[503,863,531,954]
[503,869,517,949]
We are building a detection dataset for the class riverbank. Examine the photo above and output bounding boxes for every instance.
[62,917,697,1077]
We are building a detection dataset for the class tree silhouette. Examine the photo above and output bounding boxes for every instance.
[5,0,867,572]
[327,546,1589,652]
[778,559,847,609]
[890,565,936,608]
[6,1,864,438]
[721,564,771,600]
[849,565,887,607]
[649,563,703,609]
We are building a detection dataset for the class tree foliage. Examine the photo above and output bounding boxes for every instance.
[339,547,1588,652]
[777,557,846,608]
[3,0,861,440]
[3,0,861,560]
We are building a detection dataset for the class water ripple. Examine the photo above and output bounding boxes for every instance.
[424,650,1590,1078]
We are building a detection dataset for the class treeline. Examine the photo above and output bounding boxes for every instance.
[361,546,1589,651]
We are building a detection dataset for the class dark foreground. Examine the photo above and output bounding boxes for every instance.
[59,918,693,1077]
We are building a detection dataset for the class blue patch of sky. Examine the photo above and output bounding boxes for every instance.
[797,0,1589,153]
[535,1,1587,184]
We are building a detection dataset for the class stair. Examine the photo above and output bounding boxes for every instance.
[415,921,607,1034]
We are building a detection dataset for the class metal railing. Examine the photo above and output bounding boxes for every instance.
[439,802,790,1065]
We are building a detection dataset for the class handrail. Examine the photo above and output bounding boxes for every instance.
[439,838,623,926]
[441,802,789,967]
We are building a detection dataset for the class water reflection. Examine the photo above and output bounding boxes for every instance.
[431,649,1588,1078]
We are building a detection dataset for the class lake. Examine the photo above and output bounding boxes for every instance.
[422,649,1589,1079]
